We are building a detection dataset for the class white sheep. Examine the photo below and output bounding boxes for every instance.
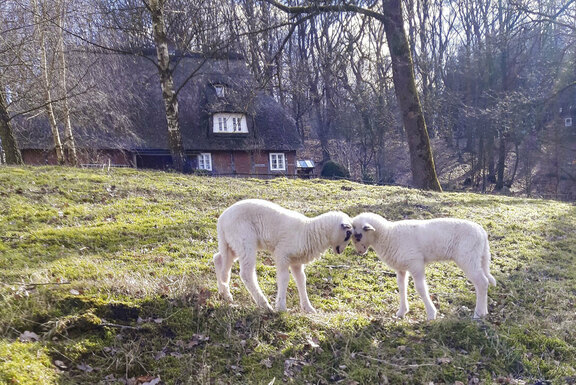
[213,199,353,313]
[352,213,496,320]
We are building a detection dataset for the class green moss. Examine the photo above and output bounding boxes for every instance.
[0,341,57,384]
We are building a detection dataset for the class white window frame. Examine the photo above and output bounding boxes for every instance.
[197,153,212,171]
[212,113,248,133]
[214,85,225,98]
[565,117,573,127]
[269,153,286,171]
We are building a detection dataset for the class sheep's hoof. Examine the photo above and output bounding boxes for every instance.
[302,306,317,314]
[219,291,234,302]
[426,310,438,321]
[395,310,407,318]
[472,311,487,320]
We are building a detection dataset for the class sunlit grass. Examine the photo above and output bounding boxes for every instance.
[0,166,575,384]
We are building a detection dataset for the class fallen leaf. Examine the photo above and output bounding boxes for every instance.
[136,375,161,385]
[77,363,94,372]
[437,357,452,365]
[54,360,67,369]
[69,289,80,295]
[277,332,289,340]
[187,333,210,348]
[19,331,40,342]
[305,335,320,349]
[261,358,273,368]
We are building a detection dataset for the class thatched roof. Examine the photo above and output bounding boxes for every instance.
[14,50,301,152]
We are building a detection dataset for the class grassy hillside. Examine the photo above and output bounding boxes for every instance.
[0,166,575,385]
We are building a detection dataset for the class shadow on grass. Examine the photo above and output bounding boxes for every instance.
[1,219,215,271]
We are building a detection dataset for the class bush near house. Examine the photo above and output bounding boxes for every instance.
[321,160,351,180]
[1,166,575,384]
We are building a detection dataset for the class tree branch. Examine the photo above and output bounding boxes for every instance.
[259,0,386,23]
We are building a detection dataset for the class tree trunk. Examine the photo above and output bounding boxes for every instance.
[0,89,23,165]
[148,0,187,172]
[58,1,78,166]
[495,132,506,190]
[34,0,65,165]
[381,0,442,191]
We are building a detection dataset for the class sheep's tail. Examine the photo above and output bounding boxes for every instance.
[215,218,230,257]
[483,239,497,286]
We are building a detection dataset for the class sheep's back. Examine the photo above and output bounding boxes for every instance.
[386,218,487,265]
[218,199,307,250]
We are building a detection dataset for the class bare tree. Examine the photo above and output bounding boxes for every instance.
[260,0,442,190]
[0,86,23,165]
[32,0,65,165]
[56,0,78,166]
[143,0,186,172]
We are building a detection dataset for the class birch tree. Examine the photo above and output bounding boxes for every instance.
[144,0,186,172]
[56,0,78,166]
[32,0,65,165]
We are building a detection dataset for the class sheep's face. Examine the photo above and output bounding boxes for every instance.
[333,222,353,254]
[352,221,376,255]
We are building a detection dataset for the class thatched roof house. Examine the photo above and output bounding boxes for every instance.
[15,49,302,176]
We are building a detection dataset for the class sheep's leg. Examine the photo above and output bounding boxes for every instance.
[290,264,316,313]
[238,250,273,311]
[396,270,409,318]
[411,268,437,320]
[275,263,290,312]
[464,268,490,318]
[214,246,236,301]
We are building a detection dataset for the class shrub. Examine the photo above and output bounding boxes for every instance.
[321,160,350,180]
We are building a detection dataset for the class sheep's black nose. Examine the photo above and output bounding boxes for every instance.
[336,246,341,254]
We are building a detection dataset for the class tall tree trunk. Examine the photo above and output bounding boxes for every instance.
[57,0,78,166]
[0,89,23,165]
[495,132,506,190]
[147,0,187,172]
[261,0,442,191]
[33,0,65,165]
[382,0,442,191]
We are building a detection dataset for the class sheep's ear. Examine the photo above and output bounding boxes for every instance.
[363,224,375,232]
[341,223,352,230]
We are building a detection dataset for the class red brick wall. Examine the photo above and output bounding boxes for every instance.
[210,151,297,176]
[22,148,297,176]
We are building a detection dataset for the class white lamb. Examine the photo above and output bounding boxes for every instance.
[352,213,496,320]
[213,199,353,313]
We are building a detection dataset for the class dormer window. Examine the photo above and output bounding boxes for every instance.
[214,84,225,98]
[213,113,248,133]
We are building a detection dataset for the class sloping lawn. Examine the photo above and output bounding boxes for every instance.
[1,166,575,384]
